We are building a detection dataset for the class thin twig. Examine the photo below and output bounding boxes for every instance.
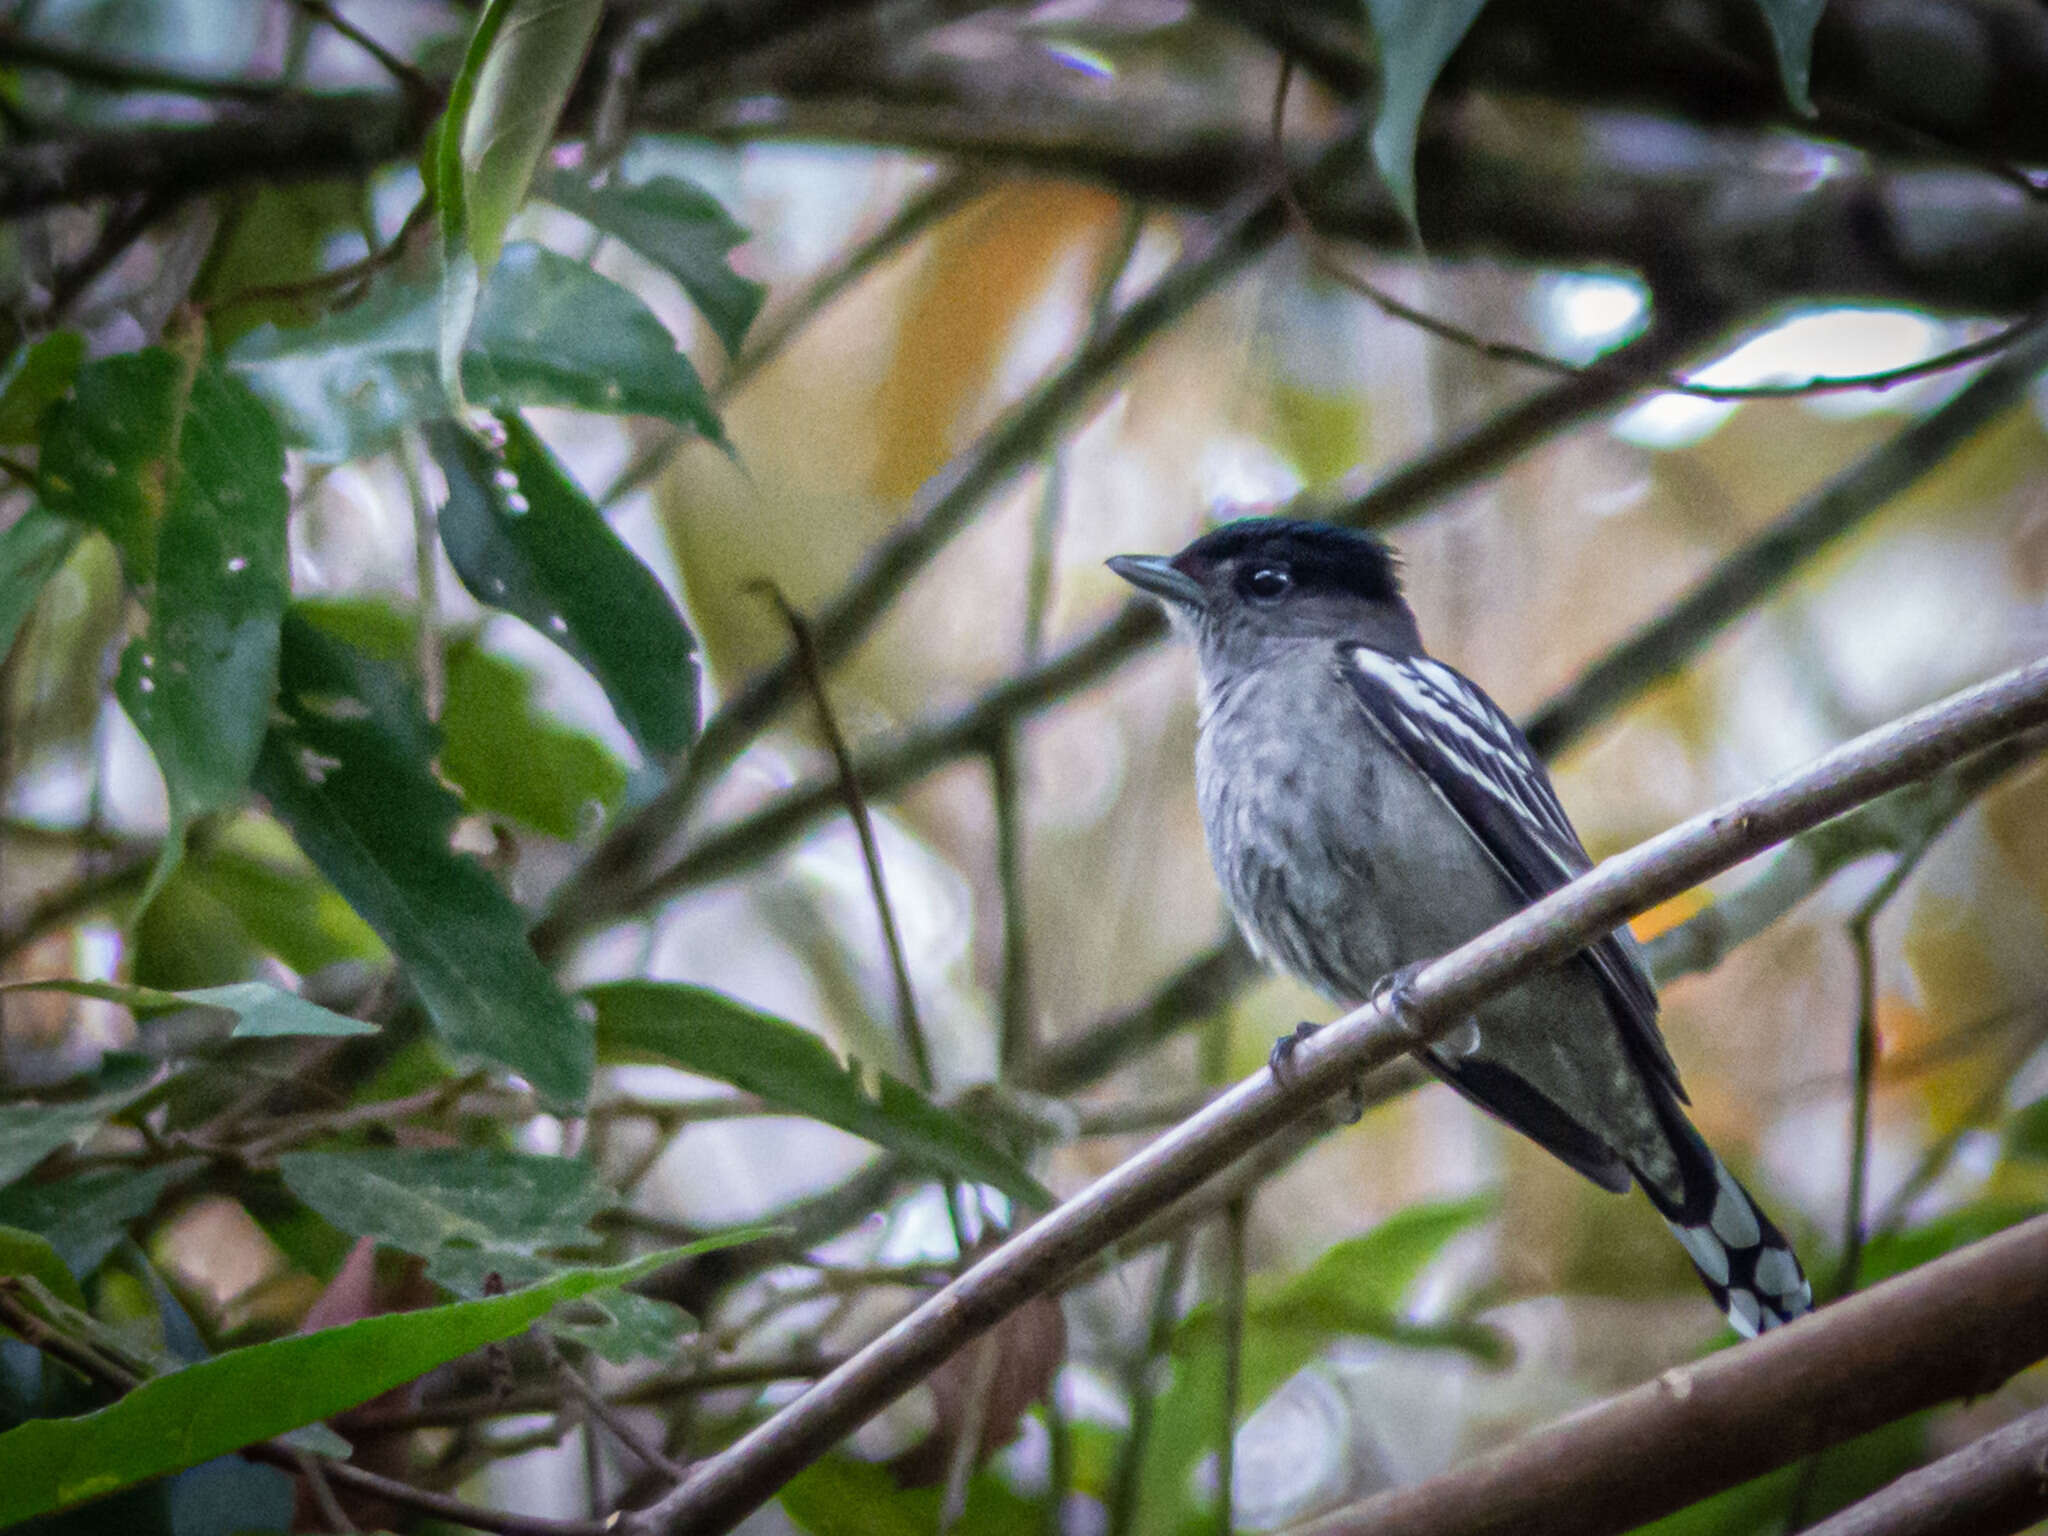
[621,654,2048,1536]
[285,0,438,101]
[0,29,287,100]
[201,193,433,317]
[1269,59,2045,404]
[293,1446,360,1534]
[751,583,935,1094]
[1525,314,2048,759]
[541,1335,688,1484]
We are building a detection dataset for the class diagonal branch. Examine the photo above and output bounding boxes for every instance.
[1289,1214,2048,1536]
[618,652,2048,1536]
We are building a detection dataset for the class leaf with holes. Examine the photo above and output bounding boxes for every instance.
[0,1248,699,1526]
[252,611,593,1106]
[227,244,722,461]
[537,169,765,355]
[429,413,700,758]
[589,981,1052,1208]
[1752,0,1829,114]
[1361,0,1492,228]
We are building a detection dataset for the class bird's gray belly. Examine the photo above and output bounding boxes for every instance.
[1196,717,1519,1001]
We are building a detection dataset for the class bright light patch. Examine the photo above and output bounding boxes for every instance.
[1614,306,1952,449]
[1041,41,1116,78]
[1535,272,1648,361]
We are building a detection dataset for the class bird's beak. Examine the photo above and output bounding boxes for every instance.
[1107,554,1205,610]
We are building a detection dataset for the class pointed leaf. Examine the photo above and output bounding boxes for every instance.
[0,1248,699,1526]
[227,244,722,461]
[0,1058,156,1192]
[589,981,1053,1209]
[1753,0,1829,115]
[457,0,603,274]
[0,978,374,1038]
[1361,0,1492,227]
[537,169,765,355]
[429,414,700,758]
[252,611,593,1106]
[0,504,82,664]
[0,1164,194,1281]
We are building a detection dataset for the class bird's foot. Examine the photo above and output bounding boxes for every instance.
[1368,962,1427,1042]
[1268,1022,1367,1124]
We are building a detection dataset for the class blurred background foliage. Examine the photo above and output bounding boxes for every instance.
[2,0,2047,1531]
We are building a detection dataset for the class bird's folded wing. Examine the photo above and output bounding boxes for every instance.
[1335,643,1681,1096]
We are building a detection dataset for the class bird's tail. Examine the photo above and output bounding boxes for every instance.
[1634,1104,1810,1337]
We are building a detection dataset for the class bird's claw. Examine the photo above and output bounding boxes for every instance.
[1368,963,1427,1042]
[1268,1021,1366,1124]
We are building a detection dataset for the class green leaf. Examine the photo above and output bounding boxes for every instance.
[1859,1200,2043,1287]
[1361,0,1492,227]
[44,354,294,905]
[781,1455,1042,1536]
[1140,1196,1495,1526]
[440,640,628,837]
[38,349,182,583]
[252,611,593,1106]
[179,827,387,976]
[0,1058,155,1192]
[227,243,722,461]
[0,978,375,1038]
[0,1248,691,1526]
[0,1164,195,1281]
[537,169,765,355]
[589,981,1053,1209]
[1752,0,1829,115]
[0,504,83,664]
[0,331,86,444]
[195,181,367,347]
[0,1226,88,1310]
[429,413,701,758]
[456,0,603,275]
[549,1287,693,1365]
[276,1147,609,1293]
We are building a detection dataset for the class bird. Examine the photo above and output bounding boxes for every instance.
[1108,516,1810,1337]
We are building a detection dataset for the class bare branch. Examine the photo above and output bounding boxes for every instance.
[1797,1401,2048,1536]
[1289,1215,2048,1536]
[619,649,2048,1536]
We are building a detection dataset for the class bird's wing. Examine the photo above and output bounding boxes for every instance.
[1335,643,1681,1096]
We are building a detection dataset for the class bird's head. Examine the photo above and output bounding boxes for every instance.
[1108,517,1422,671]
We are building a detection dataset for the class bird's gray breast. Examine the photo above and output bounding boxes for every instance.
[1193,650,1517,1001]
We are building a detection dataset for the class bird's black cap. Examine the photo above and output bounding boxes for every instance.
[1174,518,1404,606]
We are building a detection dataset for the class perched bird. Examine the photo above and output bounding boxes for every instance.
[1109,517,1809,1336]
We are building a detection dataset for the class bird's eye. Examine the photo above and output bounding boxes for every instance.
[1242,565,1292,603]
